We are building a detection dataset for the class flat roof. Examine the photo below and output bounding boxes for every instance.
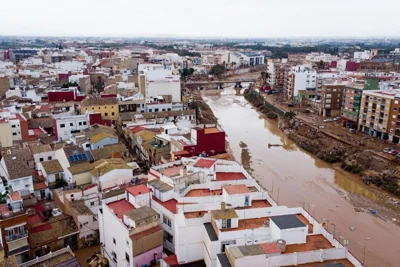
[126,184,151,196]
[148,179,173,192]
[107,199,135,223]
[194,158,216,168]
[223,184,251,195]
[270,214,306,230]
[204,223,218,241]
[216,172,246,181]
[211,209,238,220]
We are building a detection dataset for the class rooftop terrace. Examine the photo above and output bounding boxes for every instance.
[107,199,135,223]
[216,172,246,181]
[284,234,334,254]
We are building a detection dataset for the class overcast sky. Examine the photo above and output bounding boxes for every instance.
[0,0,399,38]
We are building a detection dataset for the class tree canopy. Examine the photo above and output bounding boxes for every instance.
[209,64,226,77]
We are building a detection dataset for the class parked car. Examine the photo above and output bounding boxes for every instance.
[384,148,391,153]
[324,119,333,123]
[391,150,398,156]
[397,152,400,158]
[388,149,395,154]
[348,129,356,134]
[333,117,341,121]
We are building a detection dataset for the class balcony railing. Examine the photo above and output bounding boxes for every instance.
[6,231,28,242]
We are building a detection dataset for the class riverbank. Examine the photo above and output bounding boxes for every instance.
[243,88,400,224]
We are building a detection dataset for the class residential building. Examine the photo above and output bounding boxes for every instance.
[89,143,129,162]
[55,145,93,186]
[285,65,316,99]
[240,52,265,66]
[18,246,80,267]
[0,148,34,195]
[0,76,10,97]
[0,118,13,147]
[29,144,55,169]
[305,52,338,63]
[319,83,345,117]
[37,159,64,188]
[341,77,378,127]
[316,71,340,99]
[147,157,362,267]
[52,114,89,141]
[388,95,400,143]
[353,50,371,61]
[358,90,394,139]
[138,64,181,103]
[47,87,86,103]
[0,212,30,263]
[266,58,292,88]
[98,188,163,267]
[81,97,119,121]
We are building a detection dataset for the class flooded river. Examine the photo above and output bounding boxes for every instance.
[203,85,400,267]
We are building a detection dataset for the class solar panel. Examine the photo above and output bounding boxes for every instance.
[82,154,87,160]
[69,155,75,162]
[77,154,83,160]
[73,155,79,161]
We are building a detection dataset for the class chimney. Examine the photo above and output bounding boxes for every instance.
[221,202,226,211]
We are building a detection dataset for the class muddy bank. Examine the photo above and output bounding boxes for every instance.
[243,88,280,119]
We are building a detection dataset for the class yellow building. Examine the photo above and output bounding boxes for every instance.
[358,90,394,139]
[81,97,119,120]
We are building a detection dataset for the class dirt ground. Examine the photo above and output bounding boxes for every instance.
[73,245,101,266]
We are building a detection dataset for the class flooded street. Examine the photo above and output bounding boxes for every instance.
[203,85,400,267]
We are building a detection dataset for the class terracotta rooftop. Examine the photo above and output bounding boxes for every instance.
[90,132,117,144]
[194,158,216,168]
[2,148,34,179]
[107,199,135,223]
[216,172,246,181]
[81,97,118,106]
[204,127,222,134]
[185,188,222,197]
[259,242,282,254]
[124,206,158,222]
[90,143,127,161]
[11,191,21,201]
[91,158,131,177]
[220,217,269,232]
[30,144,52,154]
[69,200,93,215]
[33,182,47,191]
[223,184,251,195]
[160,166,184,177]
[28,117,53,128]
[41,159,63,174]
[152,196,178,214]
[285,259,355,267]
[68,162,93,175]
[126,184,151,196]
[284,235,334,254]
[163,254,178,266]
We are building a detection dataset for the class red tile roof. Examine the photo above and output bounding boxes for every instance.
[30,223,52,233]
[173,150,190,156]
[33,182,47,191]
[129,126,145,134]
[216,172,246,181]
[126,184,151,196]
[130,225,162,241]
[163,254,178,266]
[11,191,21,201]
[39,105,50,112]
[107,199,135,223]
[82,184,97,191]
[152,196,177,214]
[260,242,282,254]
[194,158,216,168]
[223,184,251,195]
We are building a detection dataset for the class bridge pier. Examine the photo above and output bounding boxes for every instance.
[234,82,242,88]
[217,83,223,90]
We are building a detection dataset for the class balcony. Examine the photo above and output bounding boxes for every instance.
[6,230,28,242]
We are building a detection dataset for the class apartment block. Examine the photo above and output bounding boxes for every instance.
[285,65,316,99]
[358,90,394,139]
[319,84,345,117]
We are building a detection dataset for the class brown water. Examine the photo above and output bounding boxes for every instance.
[204,86,400,267]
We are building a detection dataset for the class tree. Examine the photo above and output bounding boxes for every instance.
[180,68,195,79]
[94,76,105,93]
[261,72,270,85]
[209,64,226,78]
[317,60,326,70]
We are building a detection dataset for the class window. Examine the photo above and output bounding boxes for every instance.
[11,125,16,128]
[86,144,90,148]
[104,113,108,116]
[222,219,231,229]
[113,238,116,244]
[112,112,115,116]
[48,156,52,160]
[149,109,152,112]
[70,123,73,126]
[155,108,159,112]
[90,201,95,206]
[86,234,93,240]
[126,240,129,248]
[125,252,130,263]
[93,216,97,221]
[39,158,44,162]
[12,133,17,136]
[79,122,82,126]
[60,124,65,128]
[98,107,101,110]
[83,121,87,125]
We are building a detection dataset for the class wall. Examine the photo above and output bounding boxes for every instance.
[91,136,118,150]
[132,245,163,267]
[72,171,92,186]
[97,169,133,190]
[53,116,89,140]
[146,81,181,103]
[132,230,163,256]
[8,176,34,194]
[0,122,12,147]
[81,104,119,121]
[33,151,55,169]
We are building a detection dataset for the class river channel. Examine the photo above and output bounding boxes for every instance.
[203,85,400,267]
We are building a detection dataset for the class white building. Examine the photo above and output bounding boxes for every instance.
[138,64,181,103]
[98,185,163,267]
[53,114,89,141]
[54,61,85,71]
[306,52,338,63]
[286,65,317,99]
[353,50,371,61]
[30,144,55,169]
[146,157,362,267]
[240,52,265,66]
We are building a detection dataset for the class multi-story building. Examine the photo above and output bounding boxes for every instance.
[146,157,362,267]
[240,52,264,66]
[138,64,181,103]
[316,71,340,99]
[0,76,10,97]
[319,83,345,117]
[285,65,316,99]
[0,110,29,142]
[341,77,379,128]
[98,186,163,267]
[305,52,338,63]
[354,50,371,61]
[0,118,13,147]
[358,90,395,139]
[388,95,400,143]
[52,114,89,141]
[266,58,294,88]
[81,97,119,121]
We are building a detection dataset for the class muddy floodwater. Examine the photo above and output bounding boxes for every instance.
[203,85,400,267]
